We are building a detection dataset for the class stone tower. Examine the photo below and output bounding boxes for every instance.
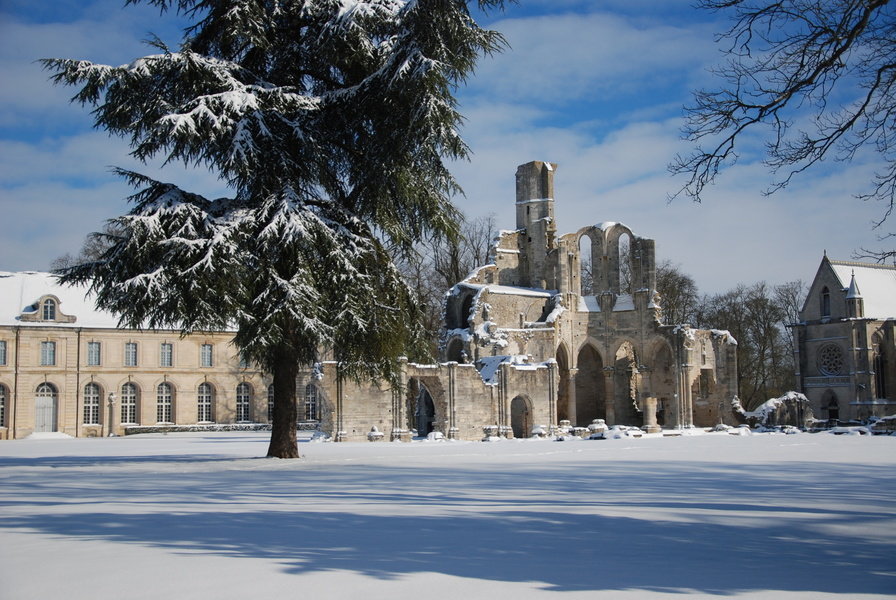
[515,161,558,289]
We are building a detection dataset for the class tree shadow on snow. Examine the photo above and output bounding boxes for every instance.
[2,459,895,595]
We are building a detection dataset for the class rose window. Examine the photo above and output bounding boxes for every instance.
[817,343,844,376]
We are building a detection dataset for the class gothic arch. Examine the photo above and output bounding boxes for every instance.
[406,376,447,438]
[510,395,533,439]
[613,340,641,425]
[574,342,605,427]
[872,332,889,400]
[556,342,571,423]
[445,337,466,363]
[647,339,675,427]
[821,389,840,423]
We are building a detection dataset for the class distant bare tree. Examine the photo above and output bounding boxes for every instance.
[695,282,796,410]
[395,212,499,358]
[673,0,896,261]
[430,212,498,291]
[656,260,699,326]
[49,223,123,272]
[775,279,808,347]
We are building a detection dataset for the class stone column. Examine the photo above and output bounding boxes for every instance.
[642,397,660,434]
[603,366,616,425]
[567,367,578,426]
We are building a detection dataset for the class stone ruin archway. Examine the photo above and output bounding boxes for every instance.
[405,376,449,438]
[556,343,570,423]
[650,341,675,427]
[510,395,533,439]
[445,337,466,363]
[822,390,840,424]
[575,344,604,427]
[614,341,641,425]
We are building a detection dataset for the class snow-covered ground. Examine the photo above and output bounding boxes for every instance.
[1,430,894,599]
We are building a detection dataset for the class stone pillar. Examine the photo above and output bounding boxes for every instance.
[447,362,458,439]
[642,397,660,433]
[603,366,616,425]
[567,367,578,426]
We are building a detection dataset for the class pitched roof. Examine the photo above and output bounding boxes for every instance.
[828,260,896,319]
[0,271,121,328]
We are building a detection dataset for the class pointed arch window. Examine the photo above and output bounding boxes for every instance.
[873,339,888,400]
[821,286,831,318]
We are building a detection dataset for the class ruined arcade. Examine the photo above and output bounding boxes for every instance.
[437,161,739,437]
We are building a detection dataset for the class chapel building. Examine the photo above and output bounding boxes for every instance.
[789,255,896,423]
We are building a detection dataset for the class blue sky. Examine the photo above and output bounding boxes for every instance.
[0,0,888,294]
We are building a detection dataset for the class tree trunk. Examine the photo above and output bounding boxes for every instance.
[267,348,300,458]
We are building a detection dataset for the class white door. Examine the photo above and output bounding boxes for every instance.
[35,384,58,432]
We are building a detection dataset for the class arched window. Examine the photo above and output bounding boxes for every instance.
[83,382,101,425]
[197,382,214,423]
[157,382,174,423]
[121,383,138,424]
[821,286,831,317]
[267,384,274,422]
[236,383,251,422]
[873,338,888,400]
[0,383,7,428]
[579,234,593,295]
[618,233,632,295]
[304,384,318,421]
[42,298,56,321]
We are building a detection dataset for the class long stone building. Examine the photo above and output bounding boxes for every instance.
[0,161,740,441]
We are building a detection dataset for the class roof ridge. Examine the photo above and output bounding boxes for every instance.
[829,259,896,271]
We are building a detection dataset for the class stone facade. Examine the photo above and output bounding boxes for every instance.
[1,161,741,442]
[789,255,896,423]
[440,161,740,434]
[0,273,270,440]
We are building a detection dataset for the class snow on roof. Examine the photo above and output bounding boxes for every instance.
[0,271,122,329]
[458,282,557,298]
[829,260,896,319]
[577,295,600,313]
[475,355,539,384]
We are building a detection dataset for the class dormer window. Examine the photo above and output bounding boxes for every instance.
[42,299,56,321]
[20,295,76,324]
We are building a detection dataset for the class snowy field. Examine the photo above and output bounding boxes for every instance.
[1,430,894,600]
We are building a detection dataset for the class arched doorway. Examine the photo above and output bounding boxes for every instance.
[445,337,465,363]
[614,342,640,425]
[414,380,436,437]
[556,344,570,423]
[823,390,840,424]
[575,344,604,427]
[510,396,532,438]
[35,382,58,432]
[651,343,675,427]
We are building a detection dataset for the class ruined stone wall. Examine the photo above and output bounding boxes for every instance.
[310,359,556,442]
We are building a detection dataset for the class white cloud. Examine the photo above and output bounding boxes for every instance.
[0,0,890,296]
